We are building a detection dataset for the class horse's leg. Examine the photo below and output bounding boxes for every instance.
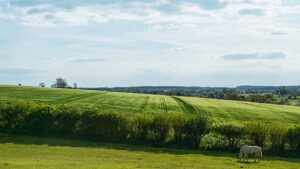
[239,153,243,162]
[241,153,244,162]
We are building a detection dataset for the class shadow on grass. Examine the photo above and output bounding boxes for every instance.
[0,133,299,163]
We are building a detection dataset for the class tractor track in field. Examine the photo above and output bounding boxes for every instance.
[135,96,150,112]
[57,92,105,104]
[171,96,196,114]
[160,98,168,113]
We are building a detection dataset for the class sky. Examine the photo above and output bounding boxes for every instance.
[0,0,300,87]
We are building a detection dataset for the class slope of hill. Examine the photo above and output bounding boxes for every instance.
[1,85,300,125]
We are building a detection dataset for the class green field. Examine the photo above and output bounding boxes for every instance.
[1,85,300,125]
[0,134,299,169]
[1,85,300,168]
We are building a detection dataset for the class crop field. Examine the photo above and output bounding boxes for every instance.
[0,134,299,169]
[1,85,300,125]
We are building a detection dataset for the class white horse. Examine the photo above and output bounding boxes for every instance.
[239,145,262,162]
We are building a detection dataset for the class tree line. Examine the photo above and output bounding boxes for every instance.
[0,101,299,155]
[85,86,300,106]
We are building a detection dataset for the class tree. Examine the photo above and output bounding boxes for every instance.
[277,86,289,95]
[224,89,240,100]
[51,77,68,88]
[39,82,46,87]
[73,83,78,89]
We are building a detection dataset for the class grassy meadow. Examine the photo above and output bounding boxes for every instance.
[1,85,300,125]
[0,134,299,169]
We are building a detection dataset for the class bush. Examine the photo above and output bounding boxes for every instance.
[246,122,269,149]
[78,110,129,141]
[172,114,187,146]
[286,127,300,152]
[214,123,245,150]
[182,115,211,149]
[130,114,152,144]
[0,101,32,131]
[269,126,287,152]
[148,113,172,146]
[200,132,229,150]
[52,108,81,137]
[23,109,54,135]
[77,110,101,139]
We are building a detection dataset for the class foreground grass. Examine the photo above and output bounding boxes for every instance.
[0,134,299,169]
[1,85,300,125]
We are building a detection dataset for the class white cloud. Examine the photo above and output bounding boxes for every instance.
[20,6,142,27]
[1,0,300,86]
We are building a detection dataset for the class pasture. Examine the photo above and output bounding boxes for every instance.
[0,85,300,168]
[1,85,300,125]
[0,134,299,169]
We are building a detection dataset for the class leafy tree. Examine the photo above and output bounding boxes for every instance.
[224,89,240,100]
[277,86,289,95]
[51,77,68,88]
[73,83,78,89]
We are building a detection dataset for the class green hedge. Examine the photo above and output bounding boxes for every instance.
[0,101,299,153]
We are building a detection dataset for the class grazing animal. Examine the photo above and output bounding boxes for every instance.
[239,145,262,162]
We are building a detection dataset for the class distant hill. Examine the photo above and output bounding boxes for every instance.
[235,85,300,92]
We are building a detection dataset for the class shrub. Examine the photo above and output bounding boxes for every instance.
[286,127,300,152]
[77,110,101,139]
[130,114,153,144]
[78,110,129,141]
[52,108,81,137]
[0,101,32,131]
[214,123,245,150]
[182,115,211,149]
[23,109,54,135]
[148,113,172,146]
[172,114,187,146]
[246,122,269,149]
[269,126,287,152]
[200,132,229,150]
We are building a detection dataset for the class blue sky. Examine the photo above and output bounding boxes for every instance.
[0,0,300,87]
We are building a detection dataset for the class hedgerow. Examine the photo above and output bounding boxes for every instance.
[0,101,299,153]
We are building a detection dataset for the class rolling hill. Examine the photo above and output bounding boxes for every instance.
[1,85,300,125]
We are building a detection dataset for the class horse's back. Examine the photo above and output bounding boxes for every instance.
[242,145,261,154]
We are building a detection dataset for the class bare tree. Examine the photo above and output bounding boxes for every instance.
[39,82,46,87]
[73,83,78,89]
[51,77,68,88]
